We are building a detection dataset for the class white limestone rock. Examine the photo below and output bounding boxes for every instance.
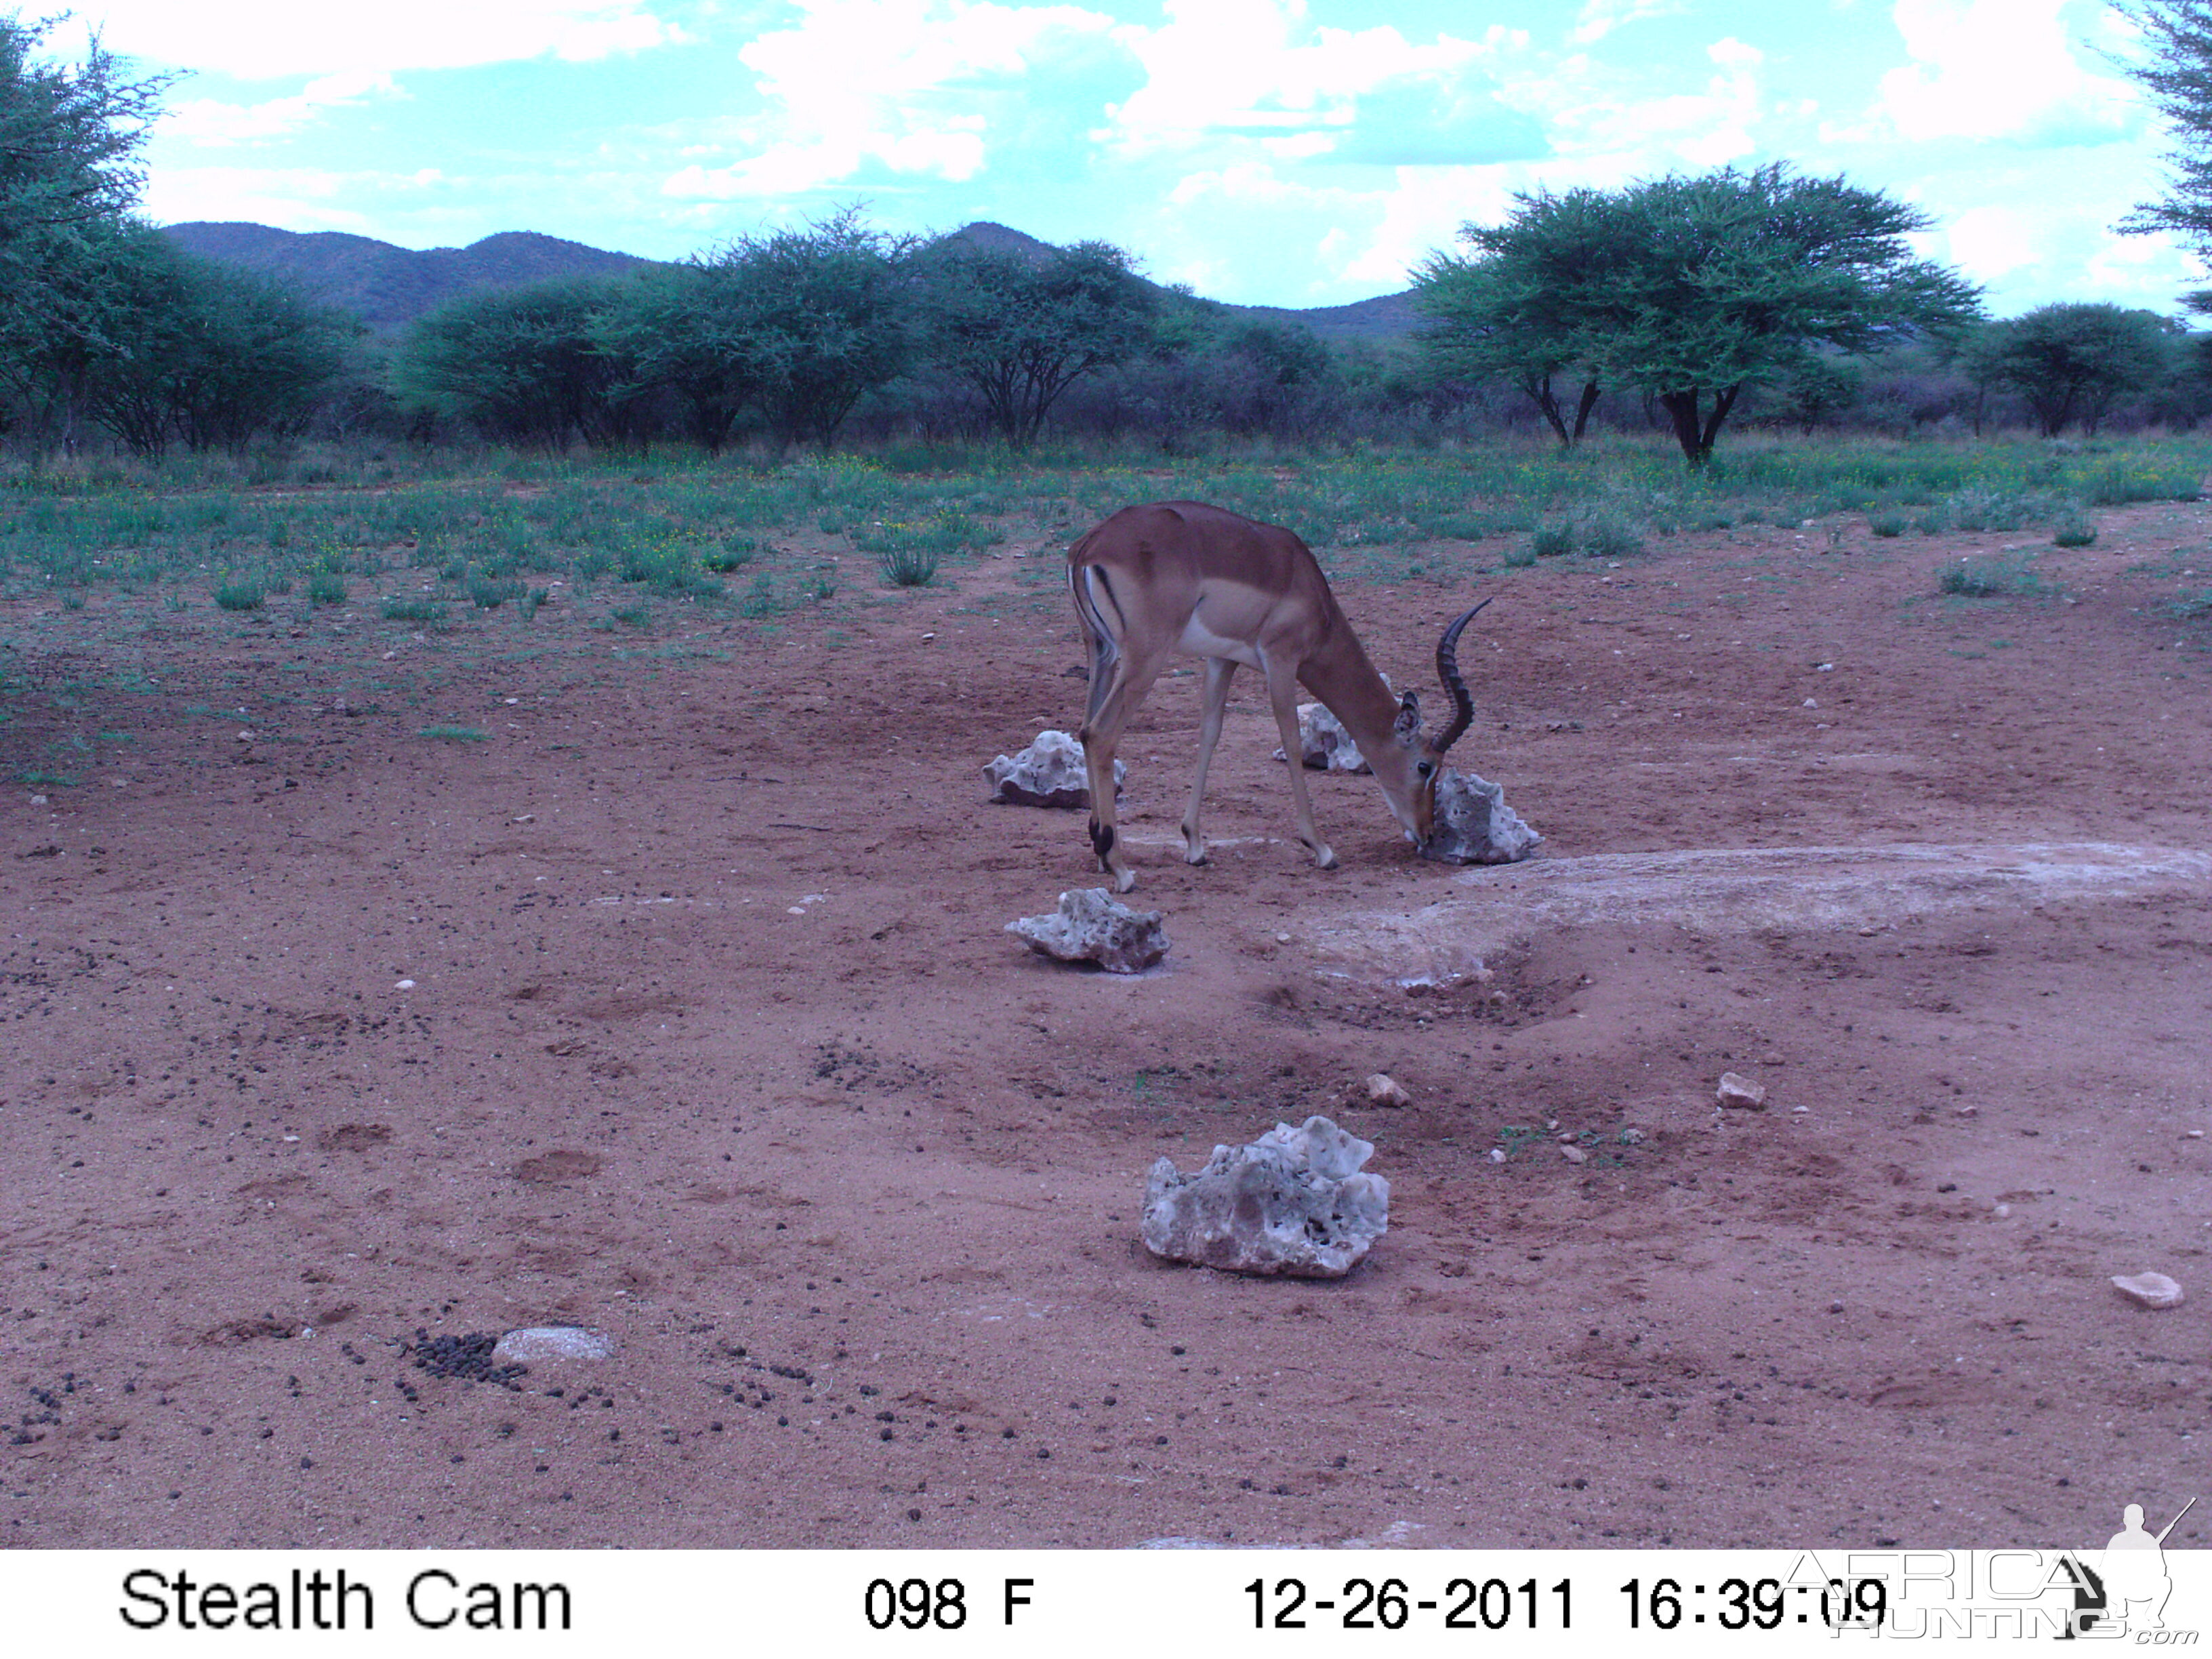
[1715,1071,1768,1110]
[1419,770,1542,865]
[2110,1271,2184,1310]
[1275,701,1372,773]
[985,729,1122,808]
[1009,888,1168,974]
[1141,1115,1389,1278]
[492,1326,615,1364]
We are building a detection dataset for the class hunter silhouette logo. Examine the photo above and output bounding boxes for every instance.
[2101,1498,2194,1635]
[2062,1498,2196,1639]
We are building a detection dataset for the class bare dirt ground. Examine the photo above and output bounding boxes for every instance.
[3,499,2208,1551]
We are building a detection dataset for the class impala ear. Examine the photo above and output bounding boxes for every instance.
[1393,689,1421,742]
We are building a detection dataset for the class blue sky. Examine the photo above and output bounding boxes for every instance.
[46,0,2207,315]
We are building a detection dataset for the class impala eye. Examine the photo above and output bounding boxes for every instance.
[1416,760,1435,779]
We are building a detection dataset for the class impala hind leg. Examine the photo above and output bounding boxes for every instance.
[1179,657,1236,865]
[1261,655,1334,869]
[1077,644,1168,894]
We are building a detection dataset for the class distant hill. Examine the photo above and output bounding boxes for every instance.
[933,220,1422,344]
[159,219,1422,344]
[159,224,661,333]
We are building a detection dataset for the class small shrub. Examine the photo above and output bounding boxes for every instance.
[1868,510,1908,538]
[1528,521,1576,559]
[612,604,651,628]
[418,725,487,742]
[520,587,550,620]
[878,543,939,586]
[1580,512,1645,559]
[2165,588,2212,621]
[382,597,443,622]
[806,572,838,602]
[739,575,781,619]
[1940,555,2055,598]
[307,572,348,605]
[703,536,756,573]
[214,579,265,612]
[468,577,525,610]
[1500,541,1538,569]
[2052,514,2097,548]
[1942,487,2030,533]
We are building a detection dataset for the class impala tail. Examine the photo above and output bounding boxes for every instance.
[1068,558,1123,731]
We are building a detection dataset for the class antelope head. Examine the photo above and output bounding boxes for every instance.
[1372,599,1489,847]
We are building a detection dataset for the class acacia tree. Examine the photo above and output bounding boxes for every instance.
[394,278,645,448]
[588,265,755,451]
[1412,187,1612,447]
[1419,165,1982,465]
[2117,1,2212,279]
[0,14,173,447]
[1962,304,2177,436]
[916,239,1153,447]
[699,209,915,449]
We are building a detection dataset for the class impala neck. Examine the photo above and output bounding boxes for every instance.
[1296,611,1404,756]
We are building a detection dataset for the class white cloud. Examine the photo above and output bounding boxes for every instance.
[1875,0,2133,145]
[663,0,1113,198]
[1099,0,1502,156]
[64,1,676,79]
[164,73,405,146]
[1570,0,1687,48]
[1494,35,1764,171]
[1943,203,2042,278]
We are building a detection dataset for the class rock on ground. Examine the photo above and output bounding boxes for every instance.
[1009,888,1168,973]
[1141,1115,1389,1278]
[985,730,1122,808]
[2110,1271,2184,1309]
[491,1326,616,1364]
[1362,1073,1411,1107]
[1715,1071,1768,1109]
[1275,701,1372,773]
[1419,770,1542,865]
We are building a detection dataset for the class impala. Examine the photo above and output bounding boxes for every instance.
[1067,499,1488,892]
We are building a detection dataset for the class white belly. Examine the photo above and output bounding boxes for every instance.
[1175,615,1263,668]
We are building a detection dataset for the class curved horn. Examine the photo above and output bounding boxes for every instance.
[1429,598,1491,757]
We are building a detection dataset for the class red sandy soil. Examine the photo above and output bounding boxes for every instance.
[2,499,2207,1550]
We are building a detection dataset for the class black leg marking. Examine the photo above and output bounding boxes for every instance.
[1089,819,1115,862]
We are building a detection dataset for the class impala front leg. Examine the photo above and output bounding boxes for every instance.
[1179,657,1236,865]
[1263,655,1334,871]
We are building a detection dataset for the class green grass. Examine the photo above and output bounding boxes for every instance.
[877,542,940,586]
[213,579,265,611]
[1939,554,2059,599]
[417,725,488,742]
[1,432,2206,629]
